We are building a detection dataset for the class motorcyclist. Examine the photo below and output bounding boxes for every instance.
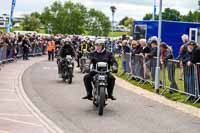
[57,38,76,78]
[82,39,118,100]
[77,39,91,67]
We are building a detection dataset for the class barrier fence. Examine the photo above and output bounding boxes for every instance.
[121,53,200,103]
[0,44,43,66]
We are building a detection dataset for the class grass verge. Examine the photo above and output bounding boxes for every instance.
[115,57,200,108]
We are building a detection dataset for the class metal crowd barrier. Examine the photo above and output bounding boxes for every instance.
[0,45,14,65]
[122,53,200,103]
[29,46,43,57]
[194,63,200,103]
[0,44,43,68]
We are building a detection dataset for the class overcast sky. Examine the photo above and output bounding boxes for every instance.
[0,0,198,21]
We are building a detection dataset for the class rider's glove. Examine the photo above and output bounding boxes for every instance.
[112,65,118,73]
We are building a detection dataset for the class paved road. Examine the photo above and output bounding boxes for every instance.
[22,60,200,133]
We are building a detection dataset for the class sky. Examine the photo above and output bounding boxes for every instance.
[0,0,198,21]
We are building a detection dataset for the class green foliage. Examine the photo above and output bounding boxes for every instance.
[181,11,200,22]
[86,8,111,36]
[20,1,111,35]
[124,17,134,27]
[21,15,41,31]
[143,13,159,20]
[162,8,181,21]
[35,1,110,35]
[119,16,129,25]
[143,7,200,23]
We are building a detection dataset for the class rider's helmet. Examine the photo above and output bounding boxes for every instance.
[64,38,72,45]
[95,39,105,46]
[95,39,106,53]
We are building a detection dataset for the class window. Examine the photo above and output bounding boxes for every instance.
[133,25,147,40]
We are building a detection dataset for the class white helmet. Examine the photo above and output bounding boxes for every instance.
[65,38,71,43]
[95,39,105,45]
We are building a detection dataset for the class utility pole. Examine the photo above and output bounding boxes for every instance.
[155,0,163,93]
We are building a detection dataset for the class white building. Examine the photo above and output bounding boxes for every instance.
[0,15,24,28]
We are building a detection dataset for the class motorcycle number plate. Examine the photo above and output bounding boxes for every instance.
[98,75,105,80]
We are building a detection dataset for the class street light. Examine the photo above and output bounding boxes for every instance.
[110,6,117,52]
[198,0,200,10]
[155,0,163,93]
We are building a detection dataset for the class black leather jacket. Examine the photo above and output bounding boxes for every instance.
[89,49,118,69]
[59,44,75,58]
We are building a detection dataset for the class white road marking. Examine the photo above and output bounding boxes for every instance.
[42,67,57,70]
[0,130,11,133]
[0,99,18,102]
[0,113,32,117]
[0,90,15,93]
[0,117,43,127]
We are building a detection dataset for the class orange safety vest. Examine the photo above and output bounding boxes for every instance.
[47,41,55,52]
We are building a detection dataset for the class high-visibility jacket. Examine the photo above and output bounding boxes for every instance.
[47,41,55,52]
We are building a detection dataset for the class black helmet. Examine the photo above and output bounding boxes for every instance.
[187,40,197,46]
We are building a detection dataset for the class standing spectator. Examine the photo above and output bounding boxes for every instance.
[139,39,150,80]
[121,40,131,75]
[47,38,55,61]
[22,36,30,60]
[160,42,178,92]
[182,41,197,96]
[145,39,157,81]
[178,34,189,80]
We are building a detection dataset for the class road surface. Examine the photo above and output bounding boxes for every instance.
[22,60,200,133]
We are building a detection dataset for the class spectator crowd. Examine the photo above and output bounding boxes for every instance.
[1,31,200,101]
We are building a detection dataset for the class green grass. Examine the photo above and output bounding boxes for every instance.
[0,27,46,34]
[115,56,200,108]
[108,31,129,37]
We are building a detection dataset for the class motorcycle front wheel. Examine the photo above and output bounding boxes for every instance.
[98,86,106,116]
[68,68,73,84]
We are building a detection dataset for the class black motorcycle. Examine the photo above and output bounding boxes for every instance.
[92,62,111,116]
[61,55,74,84]
[79,50,89,73]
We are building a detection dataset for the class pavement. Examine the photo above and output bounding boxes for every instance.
[0,57,62,133]
[22,60,200,133]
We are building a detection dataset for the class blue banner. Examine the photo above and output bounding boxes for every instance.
[7,0,16,32]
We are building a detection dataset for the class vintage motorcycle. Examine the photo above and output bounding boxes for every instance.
[61,55,74,84]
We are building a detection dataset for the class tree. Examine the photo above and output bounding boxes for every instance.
[86,8,111,36]
[39,1,88,34]
[162,8,181,21]
[21,15,41,31]
[143,8,181,21]
[143,13,158,20]
[119,17,129,25]
[181,10,200,22]
[124,17,134,27]
[21,1,111,35]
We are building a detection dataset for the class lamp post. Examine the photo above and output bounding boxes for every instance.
[155,0,163,93]
[110,6,117,52]
[152,0,156,20]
